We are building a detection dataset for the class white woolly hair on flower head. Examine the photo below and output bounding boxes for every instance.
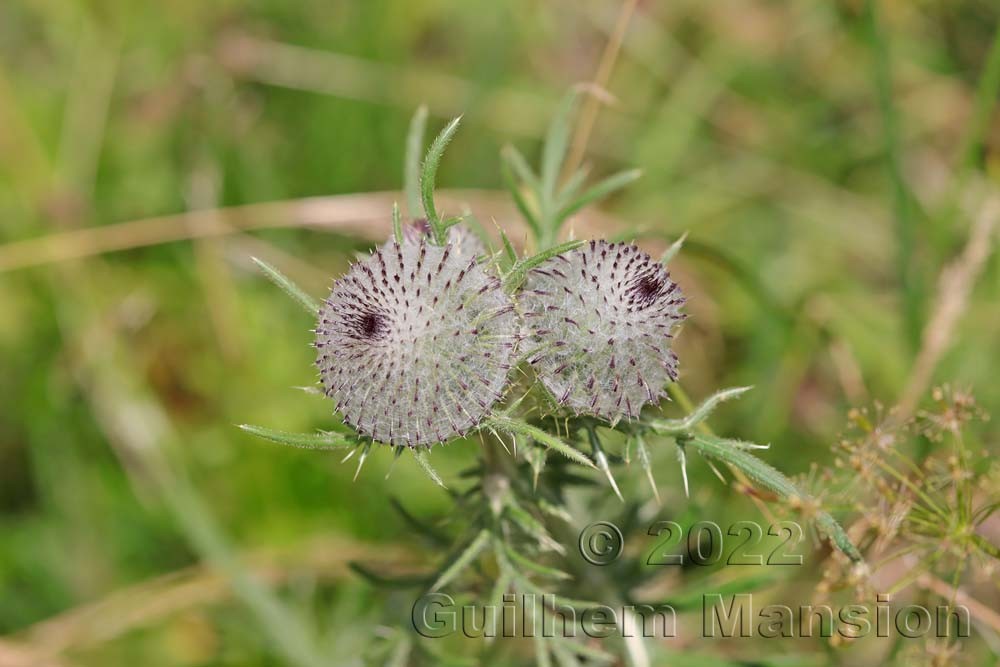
[399,218,486,262]
[315,239,517,447]
[521,239,685,423]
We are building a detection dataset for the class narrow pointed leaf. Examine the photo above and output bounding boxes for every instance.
[392,201,403,244]
[251,257,320,315]
[413,449,447,489]
[634,433,661,504]
[505,545,572,581]
[660,231,688,265]
[682,433,862,562]
[555,168,642,223]
[486,415,595,468]
[541,91,579,198]
[651,386,753,434]
[430,528,491,592]
[499,228,518,265]
[501,147,541,238]
[238,424,355,450]
[421,116,463,242]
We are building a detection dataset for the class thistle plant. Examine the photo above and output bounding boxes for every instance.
[242,95,862,664]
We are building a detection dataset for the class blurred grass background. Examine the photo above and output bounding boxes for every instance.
[1,0,999,665]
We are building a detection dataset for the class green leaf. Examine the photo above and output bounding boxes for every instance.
[421,116,463,244]
[251,257,320,316]
[650,385,753,434]
[501,152,542,239]
[554,168,642,223]
[348,562,430,588]
[404,105,429,218]
[486,415,595,469]
[504,497,565,554]
[412,448,447,489]
[391,201,403,244]
[504,545,572,581]
[661,571,777,611]
[587,428,623,502]
[541,91,579,200]
[499,228,518,266]
[430,528,491,592]
[504,239,585,292]
[681,433,862,562]
[660,231,688,265]
[634,433,661,504]
[238,424,355,451]
[501,144,540,190]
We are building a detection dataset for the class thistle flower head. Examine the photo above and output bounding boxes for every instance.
[522,240,685,422]
[316,239,517,447]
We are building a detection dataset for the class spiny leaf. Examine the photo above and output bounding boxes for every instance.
[650,386,753,434]
[412,448,447,489]
[238,424,355,451]
[681,433,862,562]
[421,115,463,243]
[430,528,491,592]
[251,257,320,315]
[555,168,642,223]
[404,105,429,218]
[504,497,565,554]
[390,497,449,546]
[486,415,595,468]
[587,428,623,502]
[504,239,585,292]
[634,433,661,504]
[504,545,572,581]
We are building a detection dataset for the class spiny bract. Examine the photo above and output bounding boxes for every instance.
[522,240,685,422]
[316,239,517,447]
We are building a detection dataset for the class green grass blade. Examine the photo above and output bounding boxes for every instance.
[541,91,579,200]
[865,0,922,352]
[405,105,429,218]
[251,257,320,316]
[555,168,642,223]
[501,150,542,239]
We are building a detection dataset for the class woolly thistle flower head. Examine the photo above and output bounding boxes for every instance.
[522,240,685,422]
[315,239,517,447]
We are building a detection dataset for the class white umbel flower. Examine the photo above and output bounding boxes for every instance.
[522,240,685,422]
[316,240,517,447]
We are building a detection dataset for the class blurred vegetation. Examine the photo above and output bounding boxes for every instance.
[0,1,998,666]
